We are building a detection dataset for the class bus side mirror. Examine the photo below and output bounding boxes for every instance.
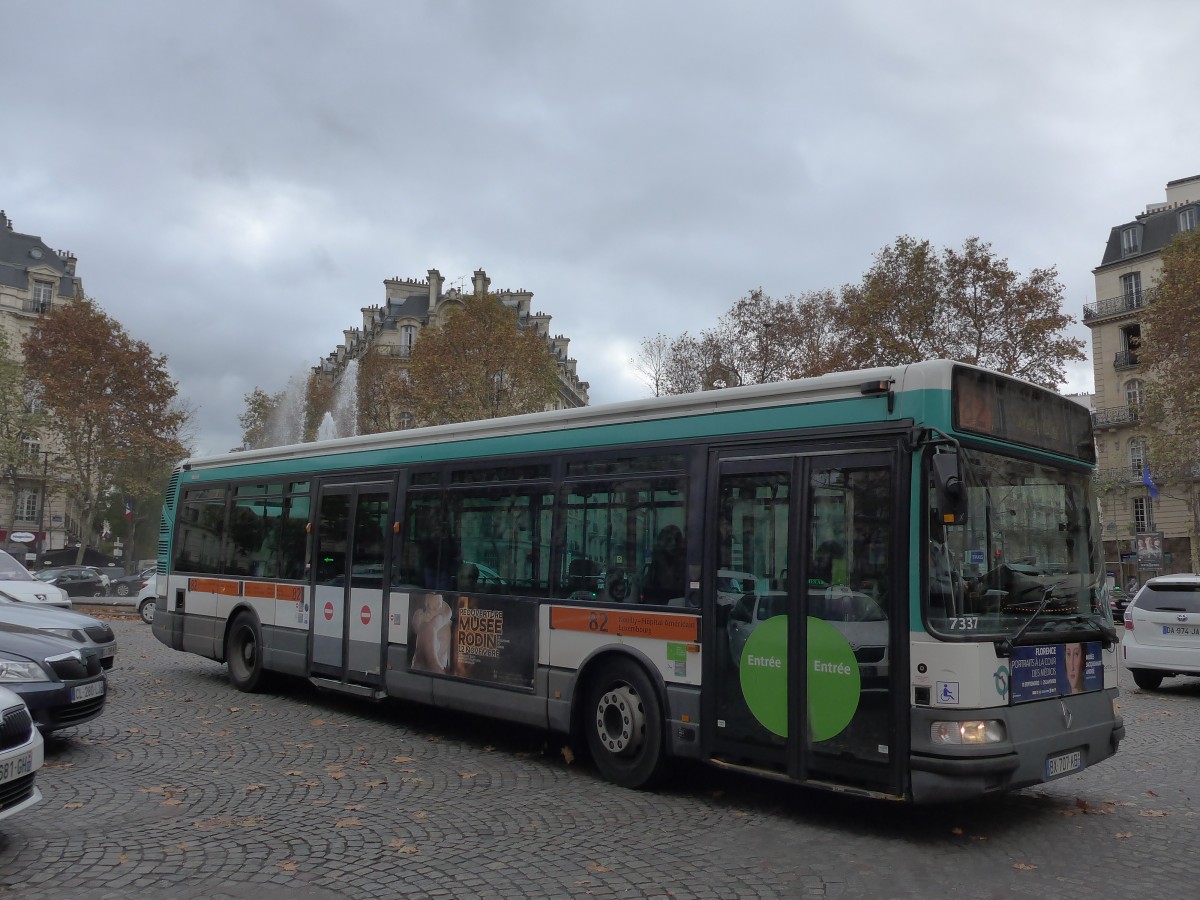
[932,452,968,525]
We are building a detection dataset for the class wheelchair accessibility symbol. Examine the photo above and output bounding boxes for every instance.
[936,681,959,705]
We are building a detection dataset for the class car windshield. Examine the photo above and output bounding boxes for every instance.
[925,447,1108,641]
[0,550,35,582]
[34,569,65,581]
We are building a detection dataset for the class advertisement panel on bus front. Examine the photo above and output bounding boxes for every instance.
[1008,641,1102,703]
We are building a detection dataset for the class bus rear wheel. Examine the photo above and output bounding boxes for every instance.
[226,613,267,692]
[584,658,665,789]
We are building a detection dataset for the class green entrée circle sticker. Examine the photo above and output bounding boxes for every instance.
[739,616,861,741]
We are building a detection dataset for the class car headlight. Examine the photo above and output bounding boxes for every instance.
[931,719,1006,745]
[43,627,87,642]
[0,660,51,682]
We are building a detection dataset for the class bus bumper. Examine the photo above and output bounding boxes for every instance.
[909,691,1124,804]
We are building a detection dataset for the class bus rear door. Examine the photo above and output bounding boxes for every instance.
[311,479,394,693]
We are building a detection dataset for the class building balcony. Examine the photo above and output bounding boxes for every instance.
[1092,405,1139,429]
[1083,290,1150,323]
[1094,465,1144,484]
[1114,349,1140,370]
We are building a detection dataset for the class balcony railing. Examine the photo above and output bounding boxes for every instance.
[1114,349,1140,369]
[1083,290,1149,321]
[1092,406,1138,428]
[1094,466,1144,483]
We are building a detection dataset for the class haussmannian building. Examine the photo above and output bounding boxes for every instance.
[0,211,86,560]
[314,267,589,429]
[1085,175,1200,581]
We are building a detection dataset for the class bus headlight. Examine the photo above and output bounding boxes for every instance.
[931,720,1006,745]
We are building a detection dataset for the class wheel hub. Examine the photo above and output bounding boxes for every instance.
[595,684,644,755]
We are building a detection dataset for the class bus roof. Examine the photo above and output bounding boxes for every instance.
[178,359,1066,475]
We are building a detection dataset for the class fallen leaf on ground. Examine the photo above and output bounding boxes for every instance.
[1013,862,1038,871]
[561,746,576,764]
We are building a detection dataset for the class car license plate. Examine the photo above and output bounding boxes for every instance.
[0,750,34,784]
[1045,749,1083,779]
[98,645,116,658]
[72,681,105,703]
[1161,625,1200,636]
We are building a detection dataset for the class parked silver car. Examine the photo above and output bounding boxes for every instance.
[0,684,43,822]
[0,591,118,670]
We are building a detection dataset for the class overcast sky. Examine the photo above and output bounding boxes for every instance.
[4,1,1198,457]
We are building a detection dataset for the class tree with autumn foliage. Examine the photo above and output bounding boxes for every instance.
[355,342,414,434]
[637,288,854,396]
[406,293,560,426]
[1136,228,1200,571]
[642,236,1083,396]
[841,236,1084,387]
[23,295,189,563]
[239,386,282,449]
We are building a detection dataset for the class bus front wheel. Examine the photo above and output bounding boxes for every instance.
[584,658,665,789]
[226,613,267,692]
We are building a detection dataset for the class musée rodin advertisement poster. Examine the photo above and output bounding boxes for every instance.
[407,591,538,690]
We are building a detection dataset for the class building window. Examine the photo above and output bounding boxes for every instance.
[20,437,40,462]
[1120,324,1141,361]
[1121,226,1141,256]
[1129,438,1147,473]
[1125,379,1143,408]
[400,325,417,357]
[1132,496,1153,532]
[31,280,53,310]
[398,412,414,430]
[15,490,38,522]
[1121,271,1142,306]
[1180,207,1197,232]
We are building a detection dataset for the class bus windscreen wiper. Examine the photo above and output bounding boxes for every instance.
[998,579,1070,655]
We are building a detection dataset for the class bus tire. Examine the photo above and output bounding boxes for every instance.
[1130,668,1164,691]
[226,612,267,693]
[584,658,666,789]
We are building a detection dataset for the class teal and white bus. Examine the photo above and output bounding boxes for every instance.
[151,360,1123,802]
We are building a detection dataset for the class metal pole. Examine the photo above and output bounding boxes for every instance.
[37,451,48,561]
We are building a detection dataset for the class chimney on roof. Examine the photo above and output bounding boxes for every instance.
[427,268,443,306]
[472,268,490,297]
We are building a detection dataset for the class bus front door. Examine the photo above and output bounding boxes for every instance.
[311,481,393,689]
[708,451,902,797]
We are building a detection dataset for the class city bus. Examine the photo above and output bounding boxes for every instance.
[150,360,1124,803]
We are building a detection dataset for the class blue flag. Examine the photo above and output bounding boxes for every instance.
[1142,463,1159,500]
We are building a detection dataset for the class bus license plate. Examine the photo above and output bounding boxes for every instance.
[1162,625,1200,636]
[0,750,33,784]
[72,681,105,703]
[1045,749,1083,779]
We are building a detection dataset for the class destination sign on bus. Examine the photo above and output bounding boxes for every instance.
[952,367,1095,463]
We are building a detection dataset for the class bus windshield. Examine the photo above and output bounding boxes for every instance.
[926,447,1109,640]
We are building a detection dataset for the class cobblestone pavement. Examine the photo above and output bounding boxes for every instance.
[0,620,1194,899]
